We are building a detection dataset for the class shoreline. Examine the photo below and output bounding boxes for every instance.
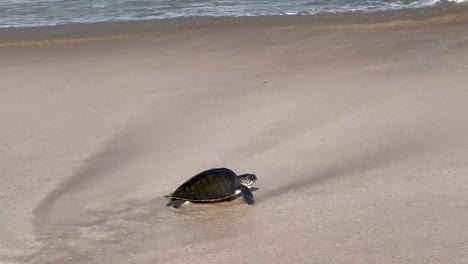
[1,2,467,47]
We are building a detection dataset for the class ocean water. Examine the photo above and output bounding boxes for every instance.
[0,0,465,28]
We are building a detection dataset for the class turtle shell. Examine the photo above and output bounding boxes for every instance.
[169,168,238,201]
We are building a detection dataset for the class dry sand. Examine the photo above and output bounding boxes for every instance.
[1,6,468,264]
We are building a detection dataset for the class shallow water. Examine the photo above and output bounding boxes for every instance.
[0,0,465,27]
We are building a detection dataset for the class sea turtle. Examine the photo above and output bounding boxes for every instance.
[165,168,257,208]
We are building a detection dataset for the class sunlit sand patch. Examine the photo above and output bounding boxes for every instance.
[325,14,468,29]
[0,33,141,48]
[280,14,468,31]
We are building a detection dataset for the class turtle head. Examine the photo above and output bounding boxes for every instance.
[239,174,257,187]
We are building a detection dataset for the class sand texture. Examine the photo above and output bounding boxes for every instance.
[1,8,468,264]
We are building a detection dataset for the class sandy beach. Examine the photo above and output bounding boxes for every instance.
[1,5,468,264]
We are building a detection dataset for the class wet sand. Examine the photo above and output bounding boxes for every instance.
[1,6,468,264]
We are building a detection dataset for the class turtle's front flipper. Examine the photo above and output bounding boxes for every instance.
[240,185,255,205]
[167,199,186,208]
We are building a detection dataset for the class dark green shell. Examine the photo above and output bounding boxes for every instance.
[169,168,238,201]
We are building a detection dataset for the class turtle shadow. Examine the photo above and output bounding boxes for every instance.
[250,187,260,192]
[167,187,260,205]
[224,186,260,202]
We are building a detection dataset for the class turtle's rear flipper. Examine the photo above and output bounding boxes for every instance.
[240,185,255,205]
[167,199,186,208]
